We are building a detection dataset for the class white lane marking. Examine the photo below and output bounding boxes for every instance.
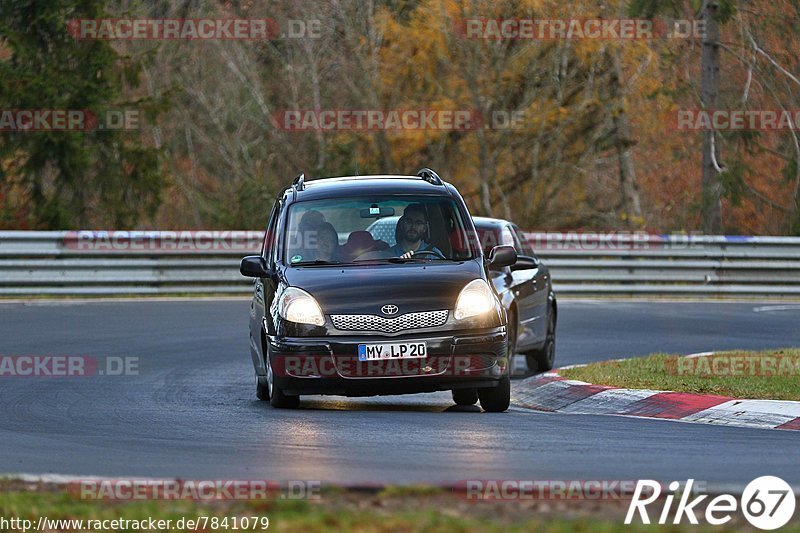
[753,305,800,313]
[556,363,587,370]
[557,356,638,369]
[684,351,716,358]
[5,473,174,483]
[555,300,609,305]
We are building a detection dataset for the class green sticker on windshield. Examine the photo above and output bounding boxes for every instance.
[291,254,302,263]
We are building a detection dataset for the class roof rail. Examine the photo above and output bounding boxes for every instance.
[292,172,305,191]
[416,168,444,186]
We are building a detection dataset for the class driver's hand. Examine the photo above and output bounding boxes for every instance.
[400,250,414,259]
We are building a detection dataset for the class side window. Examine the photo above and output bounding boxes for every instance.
[262,200,281,263]
[501,226,516,249]
[512,224,536,257]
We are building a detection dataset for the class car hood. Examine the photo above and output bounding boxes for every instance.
[281,260,485,315]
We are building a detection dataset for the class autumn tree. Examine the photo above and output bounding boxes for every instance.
[0,0,166,228]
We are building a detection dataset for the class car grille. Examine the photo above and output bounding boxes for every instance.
[330,310,449,333]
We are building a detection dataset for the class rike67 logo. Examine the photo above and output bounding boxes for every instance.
[626,477,796,530]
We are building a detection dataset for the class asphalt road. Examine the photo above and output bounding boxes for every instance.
[0,299,798,487]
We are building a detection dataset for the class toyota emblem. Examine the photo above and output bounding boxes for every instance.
[381,304,399,316]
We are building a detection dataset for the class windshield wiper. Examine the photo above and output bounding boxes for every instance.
[385,257,431,263]
[291,260,345,266]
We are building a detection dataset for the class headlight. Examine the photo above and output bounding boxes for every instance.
[454,279,495,320]
[278,287,325,326]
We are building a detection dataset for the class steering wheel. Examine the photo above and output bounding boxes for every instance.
[407,249,446,259]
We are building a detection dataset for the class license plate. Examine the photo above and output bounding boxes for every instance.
[358,342,427,361]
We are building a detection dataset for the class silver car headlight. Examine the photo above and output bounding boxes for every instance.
[454,279,496,320]
[277,287,325,326]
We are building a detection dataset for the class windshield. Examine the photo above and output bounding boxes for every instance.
[283,195,478,264]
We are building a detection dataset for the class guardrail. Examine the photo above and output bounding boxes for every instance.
[1,231,800,297]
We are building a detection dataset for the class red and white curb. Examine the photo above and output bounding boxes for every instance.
[513,363,800,432]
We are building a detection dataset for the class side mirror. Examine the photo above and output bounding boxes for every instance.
[240,255,271,278]
[488,245,517,269]
[510,255,539,271]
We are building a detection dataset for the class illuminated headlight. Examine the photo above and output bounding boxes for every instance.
[454,279,496,320]
[278,287,325,326]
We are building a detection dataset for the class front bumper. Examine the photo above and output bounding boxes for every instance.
[267,327,507,397]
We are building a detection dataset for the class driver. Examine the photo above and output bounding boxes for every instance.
[389,203,443,259]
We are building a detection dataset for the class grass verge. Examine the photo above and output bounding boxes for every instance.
[560,349,800,401]
[2,483,799,532]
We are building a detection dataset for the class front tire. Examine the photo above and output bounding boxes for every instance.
[478,313,515,412]
[264,344,300,409]
[478,338,511,412]
[478,374,510,412]
[270,384,300,409]
[452,388,479,405]
[256,375,270,401]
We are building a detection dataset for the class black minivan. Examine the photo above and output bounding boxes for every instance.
[240,169,518,411]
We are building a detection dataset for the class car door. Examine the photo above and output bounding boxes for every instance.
[506,224,546,348]
[495,224,535,350]
[249,199,281,374]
